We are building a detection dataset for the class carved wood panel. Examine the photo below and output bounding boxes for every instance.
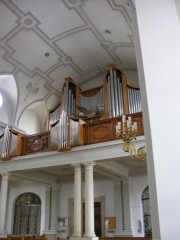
[83,113,144,145]
[22,132,50,155]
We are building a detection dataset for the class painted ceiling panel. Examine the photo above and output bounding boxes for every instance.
[115,46,137,68]
[0,0,137,127]
[81,0,132,43]
[7,30,61,72]
[0,47,15,72]
[56,29,113,71]
[12,0,85,38]
[0,1,18,39]
[48,64,80,90]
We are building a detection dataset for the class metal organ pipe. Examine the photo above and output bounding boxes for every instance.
[110,69,116,117]
[117,78,124,115]
[79,88,103,113]
[107,80,112,118]
[59,81,78,148]
[107,69,124,117]
[127,87,142,114]
[113,69,119,116]
[1,126,10,158]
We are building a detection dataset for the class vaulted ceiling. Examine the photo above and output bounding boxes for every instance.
[0,0,137,130]
[1,0,180,183]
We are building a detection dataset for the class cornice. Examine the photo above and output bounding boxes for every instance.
[0,136,146,173]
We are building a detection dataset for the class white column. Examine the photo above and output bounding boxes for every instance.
[114,180,123,235]
[72,163,82,237]
[0,173,9,237]
[50,184,58,232]
[43,185,58,239]
[114,179,132,236]
[43,186,51,232]
[132,0,180,239]
[122,179,132,236]
[83,162,96,237]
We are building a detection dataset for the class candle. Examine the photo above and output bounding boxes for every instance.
[128,116,131,123]
[134,122,137,130]
[116,125,118,133]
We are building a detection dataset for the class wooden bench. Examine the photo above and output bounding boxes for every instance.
[99,238,152,240]
[7,235,47,240]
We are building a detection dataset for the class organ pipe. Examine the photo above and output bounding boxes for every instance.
[48,65,142,150]
[0,126,10,158]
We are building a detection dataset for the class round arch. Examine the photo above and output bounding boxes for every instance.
[13,192,41,235]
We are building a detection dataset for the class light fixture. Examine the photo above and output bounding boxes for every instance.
[116,114,146,162]
[105,29,111,34]
[45,52,50,57]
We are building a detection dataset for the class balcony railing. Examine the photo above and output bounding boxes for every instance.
[0,112,144,160]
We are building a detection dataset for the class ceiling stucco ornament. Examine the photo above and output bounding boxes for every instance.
[24,83,39,101]
[69,0,77,4]
[24,18,33,26]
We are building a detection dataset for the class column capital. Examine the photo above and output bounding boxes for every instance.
[121,177,129,184]
[113,178,122,185]
[72,163,81,169]
[83,161,96,168]
[51,184,59,191]
[1,172,10,179]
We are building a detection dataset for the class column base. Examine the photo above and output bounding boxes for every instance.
[70,237,98,240]
[0,229,7,238]
[114,229,132,237]
[43,230,57,240]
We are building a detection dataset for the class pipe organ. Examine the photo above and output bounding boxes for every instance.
[127,86,142,114]
[48,64,142,150]
[105,65,141,117]
[48,78,77,150]
[0,64,143,159]
[106,67,124,118]
[49,104,60,149]
[0,126,25,160]
[0,126,10,158]
[79,86,104,114]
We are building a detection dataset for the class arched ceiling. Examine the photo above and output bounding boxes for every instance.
[0,0,137,127]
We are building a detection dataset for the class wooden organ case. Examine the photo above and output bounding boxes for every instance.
[48,64,144,150]
[0,65,144,160]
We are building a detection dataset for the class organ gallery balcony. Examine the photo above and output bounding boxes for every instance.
[0,65,144,160]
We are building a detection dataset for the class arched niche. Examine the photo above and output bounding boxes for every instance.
[18,101,47,134]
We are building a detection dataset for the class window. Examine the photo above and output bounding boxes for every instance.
[13,192,41,235]
[0,92,3,108]
[142,186,152,237]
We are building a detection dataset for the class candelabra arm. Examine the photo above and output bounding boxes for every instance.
[123,142,146,162]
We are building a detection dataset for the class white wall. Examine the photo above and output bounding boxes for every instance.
[58,182,74,218]
[94,180,114,216]
[58,179,115,218]
[6,176,148,236]
[129,175,148,237]
[18,109,41,134]
[79,75,103,90]
[123,69,139,87]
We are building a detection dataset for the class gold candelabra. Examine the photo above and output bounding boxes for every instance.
[116,115,146,162]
